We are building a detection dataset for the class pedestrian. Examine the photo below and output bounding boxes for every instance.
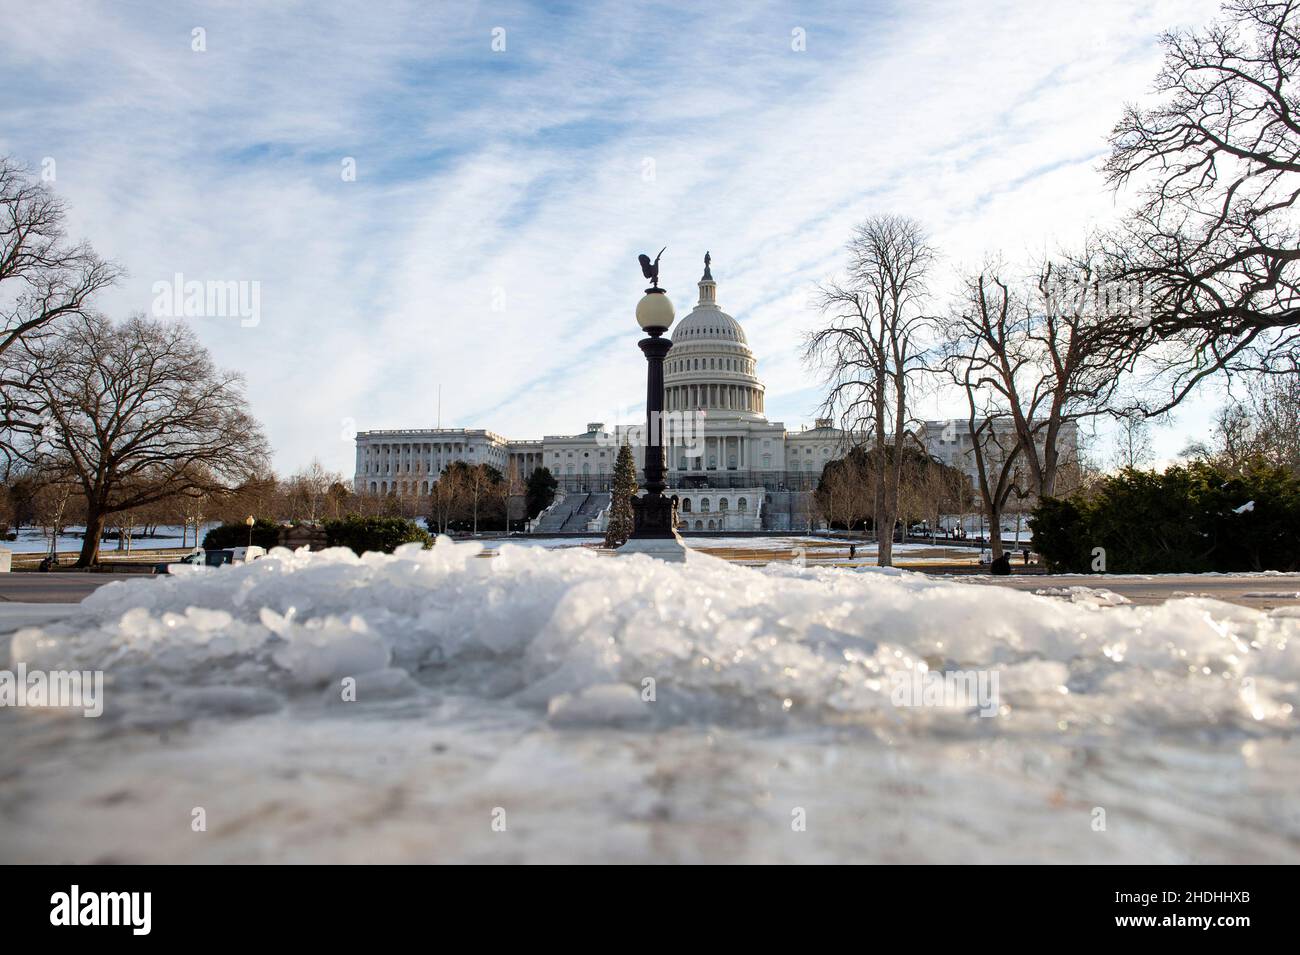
[990,552,1012,576]
[849,543,856,561]
[1022,546,1030,565]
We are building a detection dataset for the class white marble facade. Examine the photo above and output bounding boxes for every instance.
[353,256,1077,499]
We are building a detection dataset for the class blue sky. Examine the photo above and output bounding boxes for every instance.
[1,0,1226,474]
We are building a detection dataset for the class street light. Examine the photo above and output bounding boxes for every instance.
[245,514,255,549]
[620,249,687,562]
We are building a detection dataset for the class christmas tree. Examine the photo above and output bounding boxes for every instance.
[605,441,638,547]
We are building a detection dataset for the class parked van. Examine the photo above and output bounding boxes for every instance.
[154,546,265,574]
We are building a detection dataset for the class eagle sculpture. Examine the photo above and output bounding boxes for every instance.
[638,247,666,289]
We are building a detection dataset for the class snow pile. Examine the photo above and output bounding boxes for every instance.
[7,538,1297,734]
[3,538,1298,863]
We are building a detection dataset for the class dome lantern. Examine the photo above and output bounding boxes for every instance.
[698,251,717,306]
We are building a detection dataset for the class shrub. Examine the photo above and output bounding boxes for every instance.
[323,515,432,555]
[1030,460,1300,573]
[1025,497,1090,573]
[203,518,281,550]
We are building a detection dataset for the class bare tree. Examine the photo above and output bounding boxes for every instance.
[1246,358,1300,471]
[24,314,268,565]
[1112,412,1155,469]
[1183,364,1300,472]
[177,489,208,548]
[940,257,1130,505]
[282,459,344,523]
[806,214,934,565]
[29,468,77,562]
[504,461,528,533]
[961,385,1024,559]
[940,271,1046,557]
[815,452,871,532]
[1103,0,1300,407]
[428,464,463,534]
[461,463,502,535]
[0,157,121,470]
[208,470,278,525]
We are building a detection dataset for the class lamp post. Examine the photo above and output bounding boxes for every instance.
[245,514,255,549]
[620,250,687,562]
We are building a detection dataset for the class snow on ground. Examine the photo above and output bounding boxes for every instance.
[4,524,212,555]
[477,536,602,550]
[689,536,937,552]
[1,539,1297,863]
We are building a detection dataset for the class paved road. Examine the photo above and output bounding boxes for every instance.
[969,573,1300,609]
[0,569,1296,612]
[0,572,140,604]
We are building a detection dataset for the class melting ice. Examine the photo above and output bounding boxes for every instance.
[1,539,1297,863]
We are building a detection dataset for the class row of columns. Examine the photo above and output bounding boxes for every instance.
[367,479,433,496]
[666,383,763,413]
[671,434,756,471]
[509,451,544,476]
[360,441,471,476]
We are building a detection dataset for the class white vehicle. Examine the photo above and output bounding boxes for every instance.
[154,545,266,574]
[155,547,206,574]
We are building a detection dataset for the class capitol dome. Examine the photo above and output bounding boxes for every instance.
[671,303,748,344]
[664,253,765,420]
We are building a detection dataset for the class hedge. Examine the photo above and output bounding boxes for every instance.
[202,518,282,550]
[1030,461,1300,573]
[323,515,432,555]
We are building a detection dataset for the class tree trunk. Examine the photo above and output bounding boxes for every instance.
[78,509,107,567]
[988,505,1005,559]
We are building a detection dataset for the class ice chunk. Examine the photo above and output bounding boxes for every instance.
[547,683,649,726]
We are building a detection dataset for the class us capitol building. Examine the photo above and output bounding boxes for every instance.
[354,255,1073,531]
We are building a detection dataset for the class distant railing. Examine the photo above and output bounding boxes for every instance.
[546,470,824,493]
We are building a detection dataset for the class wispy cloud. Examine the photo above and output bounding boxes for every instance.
[0,0,1224,472]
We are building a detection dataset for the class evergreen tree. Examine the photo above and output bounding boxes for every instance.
[605,443,638,547]
[525,467,558,520]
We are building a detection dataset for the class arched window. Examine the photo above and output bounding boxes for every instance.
[681,498,692,513]
[694,521,703,530]
[738,497,748,512]
[707,519,716,530]
[700,498,710,511]
[719,498,729,510]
